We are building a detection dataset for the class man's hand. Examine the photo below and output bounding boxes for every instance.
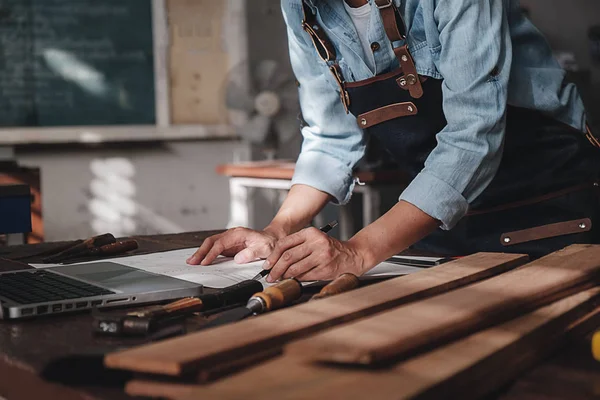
[263,227,368,282]
[186,228,279,266]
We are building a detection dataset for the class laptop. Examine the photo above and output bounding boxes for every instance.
[0,262,202,319]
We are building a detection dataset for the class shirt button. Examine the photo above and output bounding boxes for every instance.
[370,42,380,52]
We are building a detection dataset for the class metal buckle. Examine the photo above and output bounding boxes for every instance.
[375,0,393,9]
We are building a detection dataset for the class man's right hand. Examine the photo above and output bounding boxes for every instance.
[186,228,280,266]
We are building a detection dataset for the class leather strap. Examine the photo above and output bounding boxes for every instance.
[585,124,600,149]
[373,0,424,99]
[301,1,350,113]
[500,218,592,247]
[394,46,424,98]
[302,2,337,62]
[374,0,404,43]
[357,102,418,129]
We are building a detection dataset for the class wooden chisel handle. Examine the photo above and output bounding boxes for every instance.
[311,273,360,300]
[44,233,116,262]
[94,240,139,256]
[252,278,302,312]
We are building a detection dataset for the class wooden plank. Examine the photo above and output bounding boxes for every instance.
[162,288,600,400]
[127,381,198,399]
[104,252,527,376]
[286,244,600,365]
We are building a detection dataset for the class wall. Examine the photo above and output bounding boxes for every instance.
[10,0,297,242]
[15,141,241,241]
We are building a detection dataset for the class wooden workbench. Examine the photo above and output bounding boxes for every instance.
[0,232,598,399]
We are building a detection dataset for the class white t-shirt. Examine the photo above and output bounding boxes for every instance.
[343,1,376,73]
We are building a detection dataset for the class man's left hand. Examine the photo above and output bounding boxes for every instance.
[263,227,367,282]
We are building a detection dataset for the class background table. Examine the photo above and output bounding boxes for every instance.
[216,161,409,240]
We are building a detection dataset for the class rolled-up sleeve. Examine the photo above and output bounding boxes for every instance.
[282,4,366,205]
[400,0,512,230]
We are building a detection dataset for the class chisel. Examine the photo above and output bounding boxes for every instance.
[58,240,139,263]
[310,273,360,300]
[201,273,361,330]
[201,278,303,330]
[43,233,116,262]
[93,280,263,336]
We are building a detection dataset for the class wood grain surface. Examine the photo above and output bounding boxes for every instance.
[104,252,527,376]
[286,244,600,365]
[132,288,600,400]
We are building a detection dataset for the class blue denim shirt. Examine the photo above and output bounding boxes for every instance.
[282,0,588,230]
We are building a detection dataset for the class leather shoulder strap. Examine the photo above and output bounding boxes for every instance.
[374,0,424,98]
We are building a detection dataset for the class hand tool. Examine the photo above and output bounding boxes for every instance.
[57,239,138,263]
[593,330,600,361]
[310,273,360,300]
[251,220,339,281]
[43,233,116,263]
[93,280,263,336]
[201,278,303,330]
[201,272,360,331]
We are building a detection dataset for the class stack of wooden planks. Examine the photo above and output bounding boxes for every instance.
[104,245,600,399]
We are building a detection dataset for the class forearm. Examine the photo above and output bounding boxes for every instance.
[349,200,440,273]
[264,184,331,239]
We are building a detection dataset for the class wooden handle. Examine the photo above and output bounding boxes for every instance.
[88,233,117,248]
[593,331,600,361]
[311,273,360,300]
[253,279,302,312]
[98,240,139,255]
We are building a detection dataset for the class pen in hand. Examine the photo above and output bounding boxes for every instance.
[251,220,339,281]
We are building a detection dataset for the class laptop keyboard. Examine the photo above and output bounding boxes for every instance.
[0,270,115,305]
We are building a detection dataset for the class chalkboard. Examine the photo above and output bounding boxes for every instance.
[0,0,155,127]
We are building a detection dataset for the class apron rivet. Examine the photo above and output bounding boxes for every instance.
[579,222,587,229]
[399,78,407,86]
[407,106,414,112]
[401,55,408,62]
[360,118,367,126]
[503,237,511,243]
[406,74,417,85]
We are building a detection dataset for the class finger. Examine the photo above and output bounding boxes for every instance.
[234,247,258,264]
[267,246,313,283]
[264,232,307,272]
[200,230,248,266]
[186,234,223,265]
[281,255,320,280]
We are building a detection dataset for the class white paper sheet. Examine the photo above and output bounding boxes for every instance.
[31,248,426,288]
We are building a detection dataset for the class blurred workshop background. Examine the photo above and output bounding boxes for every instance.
[0,0,599,245]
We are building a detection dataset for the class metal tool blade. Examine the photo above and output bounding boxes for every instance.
[200,306,254,331]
